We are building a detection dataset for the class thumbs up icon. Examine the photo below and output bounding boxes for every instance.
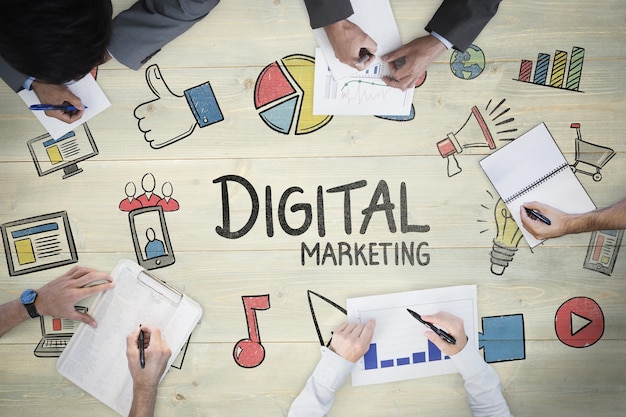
[134,64,224,149]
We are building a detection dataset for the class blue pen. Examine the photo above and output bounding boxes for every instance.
[30,104,87,112]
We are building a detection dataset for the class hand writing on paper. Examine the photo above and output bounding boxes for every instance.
[36,266,114,328]
[134,64,199,149]
[420,312,467,356]
[329,320,376,363]
[126,325,171,417]
[32,81,86,123]
[382,34,447,90]
[520,202,567,240]
[324,19,377,69]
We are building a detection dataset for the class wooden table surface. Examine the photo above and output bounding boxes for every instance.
[1,1,625,416]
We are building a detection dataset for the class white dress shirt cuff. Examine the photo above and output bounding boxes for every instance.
[430,31,453,50]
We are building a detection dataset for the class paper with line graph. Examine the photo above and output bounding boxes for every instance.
[313,48,414,115]
[347,285,477,386]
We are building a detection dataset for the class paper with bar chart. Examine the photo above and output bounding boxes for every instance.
[514,46,585,92]
[346,285,478,386]
[313,48,414,116]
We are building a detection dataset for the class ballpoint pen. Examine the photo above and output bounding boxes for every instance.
[407,309,456,345]
[30,104,88,112]
[138,326,145,369]
[524,207,551,225]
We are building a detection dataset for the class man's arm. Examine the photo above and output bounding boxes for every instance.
[425,0,502,52]
[521,199,626,240]
[0,266,114,337]
[288,320,375,417]
[423,312,512,417]
[108,0,220,71]
[302,0,354,29]
[0,54,28,92]
[126,326,172,417]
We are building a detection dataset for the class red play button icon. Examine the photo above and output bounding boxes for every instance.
[555,297,604,348]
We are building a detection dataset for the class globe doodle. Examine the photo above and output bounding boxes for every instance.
[450,44,486,80]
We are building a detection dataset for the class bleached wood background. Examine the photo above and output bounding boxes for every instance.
[1,0,625,416]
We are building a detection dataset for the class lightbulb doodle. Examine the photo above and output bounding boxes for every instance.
[436,98,517,177]
[478,191,524,276]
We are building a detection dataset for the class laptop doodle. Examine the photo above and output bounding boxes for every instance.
[34,306,87,357]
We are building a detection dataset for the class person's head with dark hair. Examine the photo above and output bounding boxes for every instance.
[0,0,113,84]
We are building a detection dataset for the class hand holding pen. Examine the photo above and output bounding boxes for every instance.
[520,202,571,240]
[408,311,467,356]
[30,81,85,124]
[126,325,172,387]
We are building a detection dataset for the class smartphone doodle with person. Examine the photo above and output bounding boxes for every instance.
[128,206,175,270]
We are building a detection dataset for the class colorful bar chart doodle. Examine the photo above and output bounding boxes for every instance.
[363,340,450,370]
[514,46,585,92]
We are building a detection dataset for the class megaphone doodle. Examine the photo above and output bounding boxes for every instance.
[436,106,496,177]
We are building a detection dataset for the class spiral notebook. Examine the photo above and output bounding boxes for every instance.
[479,123,595,248]
[56,259,202,416]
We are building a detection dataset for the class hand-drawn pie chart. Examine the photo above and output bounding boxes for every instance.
[254,54,332,135]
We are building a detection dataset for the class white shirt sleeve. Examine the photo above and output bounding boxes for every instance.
[287,347,354,417]
[451,343,514,417]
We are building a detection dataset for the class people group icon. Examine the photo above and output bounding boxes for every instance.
[119,173,180,212]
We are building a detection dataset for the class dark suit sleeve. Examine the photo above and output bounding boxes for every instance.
[303,0,354,29]
[108,0,220,70]
[425,0,502,51]
[0,54,27,92]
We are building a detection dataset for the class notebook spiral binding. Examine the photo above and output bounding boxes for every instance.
[504,162,569,204]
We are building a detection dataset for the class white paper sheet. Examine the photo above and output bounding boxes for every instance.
[313,48,414,115]
[312,0,403,80]
[19,73,111,139]
[479,123,596,248]
[347,285,478,386]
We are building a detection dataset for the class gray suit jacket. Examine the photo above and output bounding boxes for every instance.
[303,0,501,52]
[0,0,219,92]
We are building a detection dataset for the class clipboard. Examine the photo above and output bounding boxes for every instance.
[56,259,202,416]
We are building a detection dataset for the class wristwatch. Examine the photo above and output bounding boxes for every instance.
[20,289,40,318]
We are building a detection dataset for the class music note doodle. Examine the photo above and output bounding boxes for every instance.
[233,294,271,368]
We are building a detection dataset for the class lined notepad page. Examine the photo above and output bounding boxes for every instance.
[312,0,403,80]
[480,123,596,248]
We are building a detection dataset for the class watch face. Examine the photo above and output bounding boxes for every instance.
[21,289,37,304]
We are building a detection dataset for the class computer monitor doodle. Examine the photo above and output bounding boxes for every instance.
[0,211,78,276]
[27,123,98,179]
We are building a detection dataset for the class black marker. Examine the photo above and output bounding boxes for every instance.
[525,207,551,225]
[407,309,456,345]
[138,326,145,369]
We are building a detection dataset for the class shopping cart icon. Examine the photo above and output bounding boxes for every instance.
[570,123,615,182]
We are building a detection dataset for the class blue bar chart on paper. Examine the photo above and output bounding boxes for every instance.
[363,339,450,370]
[346,285,478,386]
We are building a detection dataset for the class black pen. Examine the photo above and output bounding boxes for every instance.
[407,309,456,345]
[138,326,145,369]
[525,207,551,225]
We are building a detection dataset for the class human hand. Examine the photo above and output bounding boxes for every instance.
[134,64,199,149]
[31,81,86,123]
[328,319,375,363]
[520,202,570,240]
[324,19,377,69]
[420,312,467,356]
[35,266,114,328]
[127,326,172,389]
[382,34,447,90]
